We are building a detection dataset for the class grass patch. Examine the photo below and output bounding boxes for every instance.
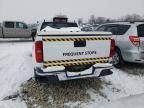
[21,78,108,108]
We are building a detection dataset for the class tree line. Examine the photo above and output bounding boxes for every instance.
[78,14,144,25]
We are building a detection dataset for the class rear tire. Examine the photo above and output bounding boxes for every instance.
[34,69,59,83]
[34,69,41,83]
[112,49,123,68]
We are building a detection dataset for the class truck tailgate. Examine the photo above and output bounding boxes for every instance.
[41,32,112,67]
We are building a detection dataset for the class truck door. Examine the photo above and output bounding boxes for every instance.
[0,24,3,38]
[3,21,16,38]
[15,22,31,38]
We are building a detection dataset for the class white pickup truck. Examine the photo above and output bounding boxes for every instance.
[33,17,115,82]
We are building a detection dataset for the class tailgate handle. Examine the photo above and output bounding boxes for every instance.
[74,41,86,47]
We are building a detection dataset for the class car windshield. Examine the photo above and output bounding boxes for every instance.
[40,22,78,31]
[137,24,144,37]
[96,24,130,35]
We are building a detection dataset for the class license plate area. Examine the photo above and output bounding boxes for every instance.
[74,40,86,47]
[66,67,95,78]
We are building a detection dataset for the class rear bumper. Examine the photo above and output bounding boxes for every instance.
[124,50,144,63]
[35,63,113,81]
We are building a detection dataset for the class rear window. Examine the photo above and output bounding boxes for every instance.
[40,22,78,31]
[16,22,28,29]
[137,24,144,37]
[5,22,15,28]
[96,24,130,35]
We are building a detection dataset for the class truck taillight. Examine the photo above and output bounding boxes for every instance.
[129,36,140,47]
[35,41,43,63]
[110,39,115,57]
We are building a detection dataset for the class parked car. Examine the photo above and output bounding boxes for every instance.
[81,26,93,31]
[0,21,35,41]
[33,17,114,83]
[92,24,99,31]
[96,22,144,67]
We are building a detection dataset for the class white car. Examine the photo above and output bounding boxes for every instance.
[96,22,144,67]
[33,17,114,83]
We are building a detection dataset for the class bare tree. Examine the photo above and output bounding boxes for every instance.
[88,15,96,24]
[95,17,107,24]
[78,18,83,25]
[120,14,143,22]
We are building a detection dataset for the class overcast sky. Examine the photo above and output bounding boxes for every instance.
[0,0,144,23]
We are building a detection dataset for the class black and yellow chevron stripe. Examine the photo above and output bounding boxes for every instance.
[44,60,109,67]
[44,57,109,64]
[43,57,109,68]
[43,37,111,42]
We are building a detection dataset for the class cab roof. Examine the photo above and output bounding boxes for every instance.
[102,21,144,26]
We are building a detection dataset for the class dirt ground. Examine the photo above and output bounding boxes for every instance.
[120,63,144,76]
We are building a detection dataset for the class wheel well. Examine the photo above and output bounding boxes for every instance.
[115,46,124,60]
[115,46,120,51]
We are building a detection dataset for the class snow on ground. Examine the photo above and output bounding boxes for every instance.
[88,93,144,108]
[0,42,34,107]
[0,98,27,108]
[104,68,144,96]
[0,42,144,108]
[81,68,144,107]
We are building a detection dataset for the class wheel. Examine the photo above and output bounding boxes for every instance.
[34,69,41,83]
[112,49,123,68]
[31,34,35,41]
[31,29,36,41]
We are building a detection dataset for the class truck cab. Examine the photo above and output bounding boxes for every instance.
[0,21,33,39]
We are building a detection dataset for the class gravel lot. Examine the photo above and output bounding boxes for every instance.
[21,77,111,108]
